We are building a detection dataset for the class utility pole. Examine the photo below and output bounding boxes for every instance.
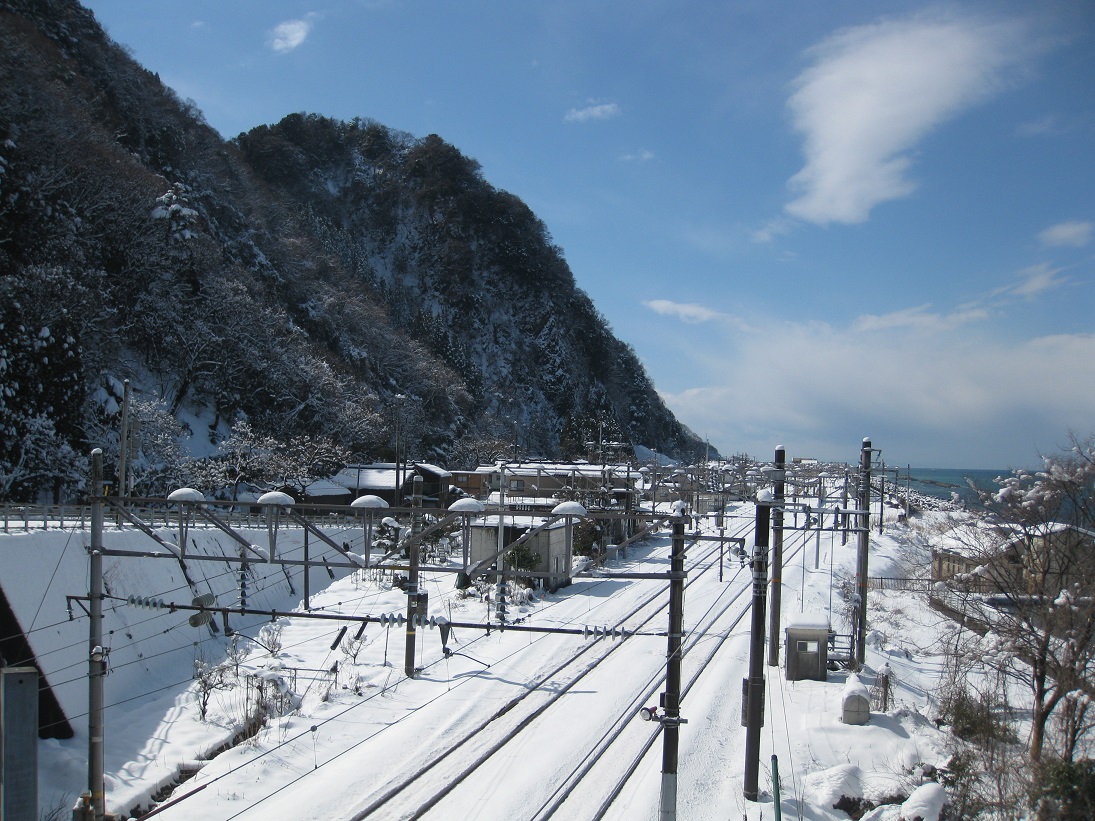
[117,379,130,501]
[878,460,886,536]
[768,446,785,667]
[88,449,107,820]
[744,489,772,802]
[855,439,872,667]
[841,468,849,546]
[658,514,687,820]
[404,475,424,677]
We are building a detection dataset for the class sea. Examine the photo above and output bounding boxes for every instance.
[898,467,1010,507]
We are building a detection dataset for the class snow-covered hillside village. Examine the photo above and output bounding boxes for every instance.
[3,437,1094,821]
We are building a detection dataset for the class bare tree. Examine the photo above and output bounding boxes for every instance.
[945,433,1095,765]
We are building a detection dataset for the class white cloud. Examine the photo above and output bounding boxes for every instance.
[984,263,1069,302]
[1039,220,1093,248]
[851,304,988,333]
[785,14,1029,225]
[564,102,621,123]
[268,16,316,53]
[651,300,1095,467]
[1017,115,1059,138]
[644,299,756,332]
[644,300,723,324]
[1008,263,1069,298]
[751,217,794,244]
[619,149,655,163]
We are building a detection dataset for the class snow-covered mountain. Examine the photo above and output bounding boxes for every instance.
[0,0,710,502]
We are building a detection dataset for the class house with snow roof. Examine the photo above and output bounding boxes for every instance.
[931,522,1095,596]
[331,463,452,508]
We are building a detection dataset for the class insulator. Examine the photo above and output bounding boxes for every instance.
[331,626,348,650]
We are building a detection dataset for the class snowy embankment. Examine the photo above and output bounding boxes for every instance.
[0,520,362,814]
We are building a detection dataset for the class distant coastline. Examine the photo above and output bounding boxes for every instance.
[901,467,1006,507]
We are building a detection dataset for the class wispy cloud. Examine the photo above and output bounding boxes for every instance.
[643,299,756,333]
[1039,220,1093,248]
[619,149,655,163]
[564,102,621,123]
[751,217,794,244]
[784,13,1029,225]
[851,304,988,333]
[1017,115,1059,138]
[267,15,317,53]
[644,300,723,324]
[993,263,1069,300]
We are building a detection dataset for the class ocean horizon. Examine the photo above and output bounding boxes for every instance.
[900,466,1009,505]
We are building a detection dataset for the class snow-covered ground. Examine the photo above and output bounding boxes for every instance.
[24,500,967,820]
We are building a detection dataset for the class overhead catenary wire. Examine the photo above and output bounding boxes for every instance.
[149,525,701,820]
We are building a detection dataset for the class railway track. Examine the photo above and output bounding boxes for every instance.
[154,510,804,821]
[345,516,786,821]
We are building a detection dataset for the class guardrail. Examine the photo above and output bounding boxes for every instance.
[2,504,92,532]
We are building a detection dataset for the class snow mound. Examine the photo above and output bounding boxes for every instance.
[804,763,864,807]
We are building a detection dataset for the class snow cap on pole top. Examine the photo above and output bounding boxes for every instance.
[257,491,295,506]
[168,488,205,502]
[551,501,587,517]
[351,494,389,509]
[448,498,485,513]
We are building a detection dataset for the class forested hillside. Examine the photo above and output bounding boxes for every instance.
[0,0,709,502]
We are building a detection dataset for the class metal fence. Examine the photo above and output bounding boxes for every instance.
[0,503,365,534]
[867,576,932,593]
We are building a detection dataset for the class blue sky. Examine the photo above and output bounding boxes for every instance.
[83,1,1094,469]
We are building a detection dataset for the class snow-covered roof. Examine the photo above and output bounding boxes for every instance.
[305,478,352,498]
[414,462,452,478]
[333,465,399,490]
